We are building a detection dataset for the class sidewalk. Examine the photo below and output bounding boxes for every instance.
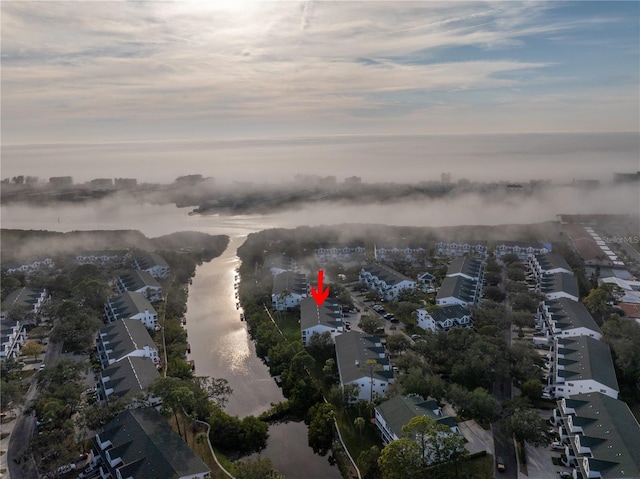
[0,410,18,479]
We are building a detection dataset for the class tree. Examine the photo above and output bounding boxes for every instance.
[502,408,548,447]
[583,284,625,323]
[306,331,335,364]
[359,315,385,335]
[21,340,45,362]
[307,402,335,456]
[483,286,506,303]
[378,416,467,479]
[234,457,284,479]
[521,379,544,403]
[163,387,195,439]
[354,416,366,438]
[357,445,382,479]
[386,334,411,355]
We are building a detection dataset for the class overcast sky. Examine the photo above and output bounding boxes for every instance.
[1,1,638,182]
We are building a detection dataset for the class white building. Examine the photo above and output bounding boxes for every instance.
[435,241,488,258]
[116,269,163,303]
[76,250,131,266]
[105,291,158,330]
[549,336,619,400]
[264,253,297,275]
[375,395,459,446]
[97,319,160,369]
[494,241,551,260]
[316,244,366,263]
[600,276,640,304]
[134,252,170,279]
[528,253,573,281]
[536,298,601,340]
[359,263,417,301]
[93,408,210,479]
[416,305,472,332]
[552,393,640,477]
[271,271,308,311]
[1,287,49,321]
[97,356,161,406]
[435,257,484,307]
[539,272,579,302]
[335,331,394,402]
[300,297,343,346]
[0,320,27,360]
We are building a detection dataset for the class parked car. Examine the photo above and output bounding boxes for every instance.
[558,473,572,479]
[497,456,506,472]
[551,441,564,450]
[55,464,76,476]
[411,334,421,340]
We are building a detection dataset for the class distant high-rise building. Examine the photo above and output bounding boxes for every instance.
[345,176,362,186]
[613,171,640,183]
[90,178,114,189]
[49,176,73,187]
[114,178,137,189]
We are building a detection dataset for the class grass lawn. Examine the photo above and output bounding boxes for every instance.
[273,311,301,342]
[334,407,381,463]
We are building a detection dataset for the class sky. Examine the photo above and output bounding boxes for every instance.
[1,1,639,183]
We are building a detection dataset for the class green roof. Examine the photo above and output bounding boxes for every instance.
[375,395,457,439]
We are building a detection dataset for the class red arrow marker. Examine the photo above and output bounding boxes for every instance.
[310,270,330,307]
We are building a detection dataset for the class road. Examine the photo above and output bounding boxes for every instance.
[7,339,63,479]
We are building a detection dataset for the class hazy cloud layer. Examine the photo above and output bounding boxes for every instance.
[2,1,638,150]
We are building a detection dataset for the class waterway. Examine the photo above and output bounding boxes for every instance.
[1,201,343,478]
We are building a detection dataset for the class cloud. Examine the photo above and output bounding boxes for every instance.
[1,1,638,145]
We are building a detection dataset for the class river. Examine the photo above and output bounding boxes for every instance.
[1,201,343,479]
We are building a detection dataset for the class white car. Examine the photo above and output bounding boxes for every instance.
[551,441,564,450]
[55,463,76,476]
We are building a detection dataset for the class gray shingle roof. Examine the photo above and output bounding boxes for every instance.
[107,291,157,319]
[446,257,482,279]
[556,336,619,392]
[119,269,161,291]
[102,356,160,399]
[428,305,471,323]
[335,331,393,384]
[272,271,307,296]
[99,319,155,360]
[300,297,342,331]
[536,253,572,273]
[545,298,601,334]
[437,276,477,302]
[362,263,414,286]
[541,272,579,299]
[563,393,640,479]
[96,408,209,479]
[264,253,295,271]
[136,252,169,269]
[376,395,457,438]
[1,287,45,311]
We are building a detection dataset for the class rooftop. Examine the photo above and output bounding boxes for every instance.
[99,319,156,360]
[376,395,457,437]
[446,257,483,279]
[272,271,307,296]
[1,287,46,312]
[541,272,579,299]
[96,408,209,479]
[107,291,157,319]
[299,297,342,331]
[101,356,160,399]
[563,392,640,479]
[535,253,573,273]
[362,263,414,286]
[556,336,619,392]
[335,331,393,384]
[135,252,169,269]
[119,269,161,291]
[425,304,471,323]
[544,298,601,334]
[437,276,477,303]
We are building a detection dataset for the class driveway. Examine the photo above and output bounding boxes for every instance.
[521,442,572,479]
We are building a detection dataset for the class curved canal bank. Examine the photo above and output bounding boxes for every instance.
[184,235,342,479]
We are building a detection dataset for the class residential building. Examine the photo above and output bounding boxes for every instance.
[315,244,366,263]
[114,178,137,189]
[97,319,159,369]
[417,271,435,287]
[373,242,427,262]
[335,331,394,402]
[92,408,210,479]
[264,253,297,275]
[600,277,640,304]
[375,395,459,446]
[1,287,48,321]
[271,271,308,311]
[445,257,484,281]
[116,269,163,303]
[436,276,480,307]
[134,252,170,279]
[90,178,114,189]
[536,298,601,340]
[494,241,551,260]
[359,263,417,301]
[549,336,619,400]
[105,291,158,330]
[1,258,54,275]
[300,297,343,346]
[0,319,26,360]
[49,176,73,187]
[553,393,640,478]
[97,356,161,405]
[435,241,488,258]
[76,250,131,267]
[416,305,472,332]
[528,253,573,281]
[539,272,580,302]
[618,302,640,324]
